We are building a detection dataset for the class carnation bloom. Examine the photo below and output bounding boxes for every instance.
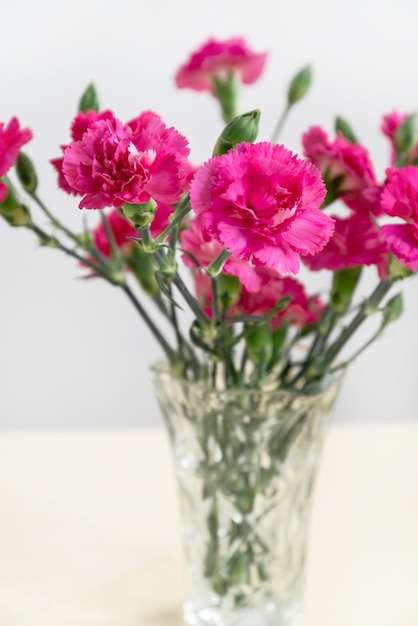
[175,37,267,93]
[303,213,389,278]
[190,141,333,275]
[302,126,381,215]
[230,267,324,330]
[51,110,114,195]
[180,218,262,292]
[58,111,189,209]
[93,202,174,257]
[0,117,33,202]
[380,166,418,270]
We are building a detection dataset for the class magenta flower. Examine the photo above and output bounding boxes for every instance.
[302,126,381,215]
[180,218,262,292]
[190,142,333,275]
[380,166,418,271]
[303,213,389,278]
[58,111,189,209]
[175,37,267,94]
[51,109,115,195]
[230,267,324,330]
[0,117,33,202]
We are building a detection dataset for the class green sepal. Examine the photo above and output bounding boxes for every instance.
[121,200,157,229]
[0,179,31,226]
[331,267,362,314]
[213,73,239,122]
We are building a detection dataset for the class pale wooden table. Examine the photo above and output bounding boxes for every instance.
[0,424,417,626]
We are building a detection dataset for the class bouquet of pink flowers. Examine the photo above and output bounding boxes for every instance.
[1,36,416,392]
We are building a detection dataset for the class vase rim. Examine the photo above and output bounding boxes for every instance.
[150,358,345,399]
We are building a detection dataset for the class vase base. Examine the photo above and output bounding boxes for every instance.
[183,596,302,626]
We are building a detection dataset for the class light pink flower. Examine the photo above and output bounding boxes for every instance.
[190,141,332,275]
[230,267,324,330]
[303,213,389,278]
[302,126,381,215]
[58,111,189,209]
[0,117,33,202]
[175,37,267,94]
[93,202,175,258]
[380,166,418,270]
[180,218,261,292]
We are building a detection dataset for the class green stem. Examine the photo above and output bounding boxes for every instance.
[270,105,290,144]
[154,195,191,245]
[30,192,82,245]
[318,280,395,375]
[122,283,176,360]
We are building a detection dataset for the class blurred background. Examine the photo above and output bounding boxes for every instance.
[1,0,417,429]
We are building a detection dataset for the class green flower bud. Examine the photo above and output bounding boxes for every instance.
[335,116,358,143]
[394,113,418,154]
[121,199,157,229]
[382,293,403,326]
[287,66,312,106]
[0,179,31,227]
[16,151,38,193]
[78,83,100,113]
[213,109,261,156]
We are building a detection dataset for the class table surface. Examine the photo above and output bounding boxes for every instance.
[0,423,417,626]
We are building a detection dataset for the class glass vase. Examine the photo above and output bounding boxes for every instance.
[151,362,343,626]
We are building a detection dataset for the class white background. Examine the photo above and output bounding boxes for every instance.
[1,0,417,428]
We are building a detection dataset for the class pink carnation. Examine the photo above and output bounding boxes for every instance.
[303,213,389,278]
[380,166,418,270]
[302,126,381,215]
[51,110,114,195]
[58,111,189,209]
[190,141,333,275]
[230,268,324,330]
[180,218,261,292]
[0,117,33,202]
[175,37,267,94]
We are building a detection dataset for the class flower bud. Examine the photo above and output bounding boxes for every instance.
[394,113,418,154]
[213,109,261,156]
[121,199,157,229]
[335,116,358,143]
[0,180,31,227]
[16,151,38,193]
[382,293,403,326]
[287,66,312,106]
[78,83,100,113]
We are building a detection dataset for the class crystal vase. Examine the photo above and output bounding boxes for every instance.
[151,362,343,626]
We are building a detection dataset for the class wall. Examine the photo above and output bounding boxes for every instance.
[1,0,417,428]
